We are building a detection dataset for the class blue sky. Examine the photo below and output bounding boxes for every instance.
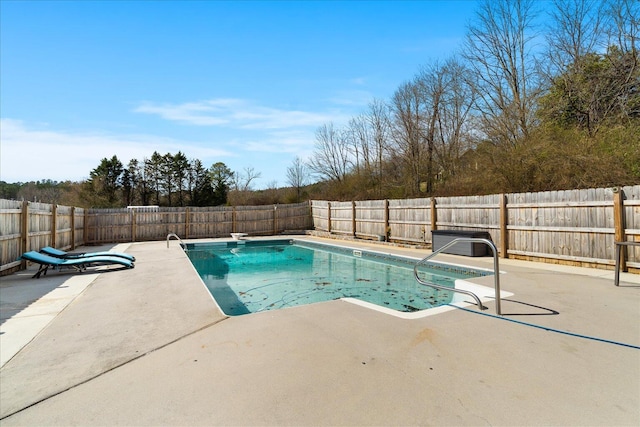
[1,0,480,188]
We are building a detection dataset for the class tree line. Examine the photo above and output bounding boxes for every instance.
[83,152,234,208]
[305,0,639,200]
[0,152,309,208]
[83,152,314,208]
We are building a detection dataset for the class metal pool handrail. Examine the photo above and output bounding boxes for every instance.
[413,237,502,315]
[614,241,640,286]
[167,233,185,248]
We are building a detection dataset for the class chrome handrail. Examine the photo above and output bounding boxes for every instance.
[166,233,185,248]
[413,237,502,315]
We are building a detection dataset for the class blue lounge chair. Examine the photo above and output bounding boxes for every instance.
[40,246,135,262]
[20,251,134,279]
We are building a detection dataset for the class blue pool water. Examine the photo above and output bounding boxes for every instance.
[185,240,490,316]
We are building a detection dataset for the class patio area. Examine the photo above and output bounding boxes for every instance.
[1,236,638,426]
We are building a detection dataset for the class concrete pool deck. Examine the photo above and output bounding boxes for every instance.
[1,236,638,426]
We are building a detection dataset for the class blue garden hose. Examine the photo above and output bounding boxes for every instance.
[448,304,640,350]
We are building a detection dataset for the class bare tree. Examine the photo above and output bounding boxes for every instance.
[346,99,393,196]
[346,115,369,176]
[233,166,262,192]
[366,99,392,196]
[545,0,605,75]
[388,59,477,195]
[432,58,477,182]
[286,156,308,202]
[415,62,448,194]
[604,0,639,56]
[463,0,542,146]
[228,166,262,206]
[308,123,353,183]
[390,80,427,195]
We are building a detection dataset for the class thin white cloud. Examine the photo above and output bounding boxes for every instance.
[0,119,231,182]
[133,98,348,130]
[134,99,240,126]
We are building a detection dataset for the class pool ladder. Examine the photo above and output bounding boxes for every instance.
[413,238,502,315]
[167,233,185,249]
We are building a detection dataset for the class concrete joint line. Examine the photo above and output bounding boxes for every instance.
[0,317,229,420]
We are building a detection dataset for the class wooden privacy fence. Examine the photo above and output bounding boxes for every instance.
[311,185,640,270]
[87,203,311,244]
[2,186,639,273]
[0,201,312,273]
[0,200,86,273]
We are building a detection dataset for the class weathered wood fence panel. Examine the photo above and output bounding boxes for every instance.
[356,200,386,240]
[88,209,132,243]
[235,205,274,235]
[310,201,329,232]
[0,201,87,272]
[0,200,24,271]
[55,205,73,250]
[87,203,313,243]
[273,202,312,233]
[311,185,640,270]
[188,207,233,238]
[508,188,616,266]
[73,207,85,249]
[622,185,640,264]
[436,194,502,245]
[135,207,187,242]
[330,201,354,235]
[389,198,431,243]
[28,202,54,252]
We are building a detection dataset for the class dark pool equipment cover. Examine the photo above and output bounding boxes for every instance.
[431,230,493,257]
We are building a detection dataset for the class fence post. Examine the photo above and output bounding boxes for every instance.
[273,205,278,235]
[51,204,57,248]
[232,207,237,234]
[131,209,137,242]
[21,201,29,269]
[613,188,627,272]
[352,201,357,237]
[84,210,89,245]
[71,207,76,250]
[384,200,389,240]
[327,202,332,233]
[185,207,190,238]
[430,198,437,232]
[500,194,509,258]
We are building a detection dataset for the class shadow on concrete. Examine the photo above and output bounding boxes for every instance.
[0,244,125,326]
[0,272,69,326]
[499,298,560,316]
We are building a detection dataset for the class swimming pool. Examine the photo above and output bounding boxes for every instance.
[185,239,497,318]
